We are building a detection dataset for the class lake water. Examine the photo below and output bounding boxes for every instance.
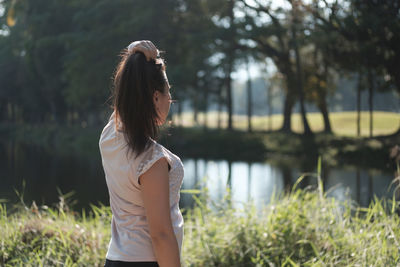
[1,141,398,211]
[180,159,397,209]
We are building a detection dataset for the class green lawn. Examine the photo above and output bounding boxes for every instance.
[172,111,400,137]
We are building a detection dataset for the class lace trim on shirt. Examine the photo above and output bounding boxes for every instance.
[136,145,171,180]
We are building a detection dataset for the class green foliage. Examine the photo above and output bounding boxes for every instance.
[0,197,111,266]
[3,122,101,159]
[1,0,399,131]
[0,0,221,124]
[2,111,398,166]
[183,181,400,266]
[310,0,400,93]
[161,126,267,161]
[1,176,399,266]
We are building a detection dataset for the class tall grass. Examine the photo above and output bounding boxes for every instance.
[182,160,400,266]
[183,187,400,266]
[1,171,399,266]
[0,195,111,266]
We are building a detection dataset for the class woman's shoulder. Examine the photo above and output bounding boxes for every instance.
[149,139,172,157]
[151,140,182,166]
[99,112,122,145]
[135,139,173,177]
[144,139,168,160]
[134,138,163,160]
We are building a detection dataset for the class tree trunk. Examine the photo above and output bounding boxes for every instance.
[203,83,209,130]
[226,67,233,130]
[217,85,223,130]
[318,96,332,133]
[320,58,332,133]
[226,0,235,131]
[246,58,253,132]
[263,47,296,132]
[357,72,362,137]
[281,91,295,132]
[367,69,374,138]
[291,12,312,136]
[267,82,273,131]
[193,89,199,126]
[277,55,297,133]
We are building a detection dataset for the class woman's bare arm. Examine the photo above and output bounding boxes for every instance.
[127,40,159,61]
[139,158,181,267]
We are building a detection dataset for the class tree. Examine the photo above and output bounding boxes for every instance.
[240,0,313,135]
[289,0,312,136]
[245,57,253,132]
[208,0,244,130]
[1,0,71,123]
[171,0,220,128]
[309,0,400,135]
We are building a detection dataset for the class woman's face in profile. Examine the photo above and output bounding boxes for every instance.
[154,70,172,125]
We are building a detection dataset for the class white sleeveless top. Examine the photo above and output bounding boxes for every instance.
[99,112,184,262]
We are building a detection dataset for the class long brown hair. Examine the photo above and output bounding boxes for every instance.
[112,49,167,157]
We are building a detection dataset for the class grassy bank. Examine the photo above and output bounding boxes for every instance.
[1,176,399,266]
[172,111,400,137]
[2,111,399,166]
[161,126,399,171]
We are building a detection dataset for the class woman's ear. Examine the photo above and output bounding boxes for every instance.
[153,90,160,103]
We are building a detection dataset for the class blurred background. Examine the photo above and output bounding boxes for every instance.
[1,0,399,211]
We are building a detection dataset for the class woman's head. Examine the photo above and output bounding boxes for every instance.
[112,48,171,156]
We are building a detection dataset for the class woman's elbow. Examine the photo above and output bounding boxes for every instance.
[149,228,176,243]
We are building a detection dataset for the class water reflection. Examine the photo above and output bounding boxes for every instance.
[1,140,397,211]
[180,159,289,209]
[181,159,397,209]
[0,141,108,209]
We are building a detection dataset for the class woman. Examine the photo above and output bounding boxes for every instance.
[99,40,184,267]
